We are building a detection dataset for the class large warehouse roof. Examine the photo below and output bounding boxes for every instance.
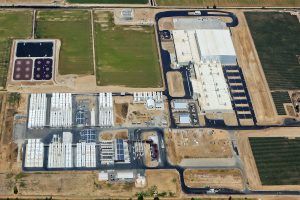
[172,30,193,64]
[192,61,233,113]
[195,29,236,57]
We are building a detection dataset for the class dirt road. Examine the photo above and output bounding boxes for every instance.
[231,10,279,125]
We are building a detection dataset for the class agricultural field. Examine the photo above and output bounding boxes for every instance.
[0,10,32,89]
[249,137,300,185]
[36,10,93,75]
[93,11,162,88]
[67,0,147,3]
[271,91,291,115]
[245,12,300,90]
[157,0,300,6]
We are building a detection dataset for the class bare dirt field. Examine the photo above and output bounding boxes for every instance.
[236,127,300,191]
[158,17,174,30]
[99,129,128,141]
[0,93,19,173]
[167,71,185,97]
[184,169,244,191]
[0,170,181,199]
[145,169,181,197]
[231,10,279,125]
[165,128,232,165]
[0,171,141,198]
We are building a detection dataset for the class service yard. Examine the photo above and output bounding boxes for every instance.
[184,169,244,191]
[114,96,169,127]
[0,10,32,89]
[164,129,232,165]
[36,10,94,75]
[94,11,162,88]
[237,127,300,191]
[156,0,300,6]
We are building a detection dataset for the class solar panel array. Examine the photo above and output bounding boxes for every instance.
[116,139,125,161]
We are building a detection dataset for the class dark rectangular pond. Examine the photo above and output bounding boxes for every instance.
[13,59,33,80]
[33,58,53,80]
[16,42,53,57]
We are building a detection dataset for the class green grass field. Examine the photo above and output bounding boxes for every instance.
[157,0,300,6]
[67,0,147,3]
[94,12,162,88]
[0,11,32,89]
[245,12,300,90]
[36,10,93,75]
[249,137,300,185]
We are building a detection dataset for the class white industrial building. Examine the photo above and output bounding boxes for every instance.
[100,140,115,165]
[98,171,109,181]
[76,142,96,168]
[172,29,237,66]
[179,113,191,124]
[50,93,72,127]
[172,101,189,111]
[28,93,47,128]
[172,26,235,114]
[133,92,164,110]
[24,139,44,168]
[99,93,114,127]
[192,61,233,113]
[195,29,237,65]
[48,133,73,168]
[116,171,134,180]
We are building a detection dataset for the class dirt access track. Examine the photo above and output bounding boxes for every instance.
[184,169,244,191]
[236,127,300,191]
[230,10,279,126]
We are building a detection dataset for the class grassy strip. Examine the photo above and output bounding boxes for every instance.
[36,10,94,75]
[94,12,162,88]
[0,11,33,89]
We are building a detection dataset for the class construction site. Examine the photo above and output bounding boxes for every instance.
[0,6,300,200]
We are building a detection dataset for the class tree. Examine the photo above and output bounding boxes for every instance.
[137,194,144,200]
[13,185,18,194]
[8,92,21,105]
